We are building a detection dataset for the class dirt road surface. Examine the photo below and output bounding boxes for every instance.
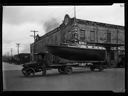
[2,63,125,92]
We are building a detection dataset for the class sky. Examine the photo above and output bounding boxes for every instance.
[2,3,124,56]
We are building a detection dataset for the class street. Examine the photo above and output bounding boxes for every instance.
[3,63,125,92]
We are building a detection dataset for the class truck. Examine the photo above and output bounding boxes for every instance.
[21,44,107,77]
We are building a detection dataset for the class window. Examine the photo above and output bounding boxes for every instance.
[90,31,95,41]
[107,32,111,43]
[80,29,85,41]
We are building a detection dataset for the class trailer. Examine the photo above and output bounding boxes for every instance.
[21,45,107,77]
[21,42,124,77]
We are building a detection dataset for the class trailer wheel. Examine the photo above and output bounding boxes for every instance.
[64,66,72,74]
[58,67,65,74]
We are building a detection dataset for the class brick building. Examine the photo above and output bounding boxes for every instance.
[30,14,125,67]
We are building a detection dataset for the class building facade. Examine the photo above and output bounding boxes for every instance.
[31,14,125,67]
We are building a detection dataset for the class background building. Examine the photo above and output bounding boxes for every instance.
[31,14,125,67]
[13,53,30,64]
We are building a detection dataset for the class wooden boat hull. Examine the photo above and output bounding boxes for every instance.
[46,45,106,61]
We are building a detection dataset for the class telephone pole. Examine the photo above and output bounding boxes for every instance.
[10,48,13,63]
[16,43,20,55]
[11,48,13,57]
[30,30,38,61]
[74,6,76,19]
[74,6,76,25]
[31,30,38,42]
[16,43,20,64]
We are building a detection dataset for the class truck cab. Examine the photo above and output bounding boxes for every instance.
[22,53,47,77]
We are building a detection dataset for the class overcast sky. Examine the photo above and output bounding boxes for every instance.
[2,3,124,56]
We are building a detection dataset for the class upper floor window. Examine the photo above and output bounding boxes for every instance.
[107,31,111,43]
[90,31,95,41]
[80,29,85,41]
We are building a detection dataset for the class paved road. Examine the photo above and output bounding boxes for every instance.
[3,67,125,92]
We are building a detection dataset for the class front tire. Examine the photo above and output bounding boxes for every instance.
[22,68,35,77]
[22,68,29,76]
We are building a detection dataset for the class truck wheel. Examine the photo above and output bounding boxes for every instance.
[58,67,65,74]
[22,68,30,77]
[29,68,35,76]
[22,68,29,76]
[64,66,72,74]
[22,68,35,77]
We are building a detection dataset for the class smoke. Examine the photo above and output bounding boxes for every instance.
[43,18,60,33]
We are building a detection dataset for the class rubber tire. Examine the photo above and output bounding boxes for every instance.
[29,68,35,76]
[64,66,72,74]
[58,68,65,74]
[22,68,34,77]
[22,68,29,76]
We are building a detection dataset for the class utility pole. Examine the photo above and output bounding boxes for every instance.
[30,30,38,61]
[16,43,20,55]
[16,43,20,64]
[74,6,76,25]
[31,30,38,42]
[11,48,13,57]
[74,6,76,19]
[10,48,13,63]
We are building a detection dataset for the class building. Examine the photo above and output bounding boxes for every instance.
[30,14,125,67]
[14,53,31,64]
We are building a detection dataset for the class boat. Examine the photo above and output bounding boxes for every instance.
[46,44,106,61]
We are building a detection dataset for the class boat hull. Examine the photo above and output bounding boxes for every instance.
[46,45,106,61]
